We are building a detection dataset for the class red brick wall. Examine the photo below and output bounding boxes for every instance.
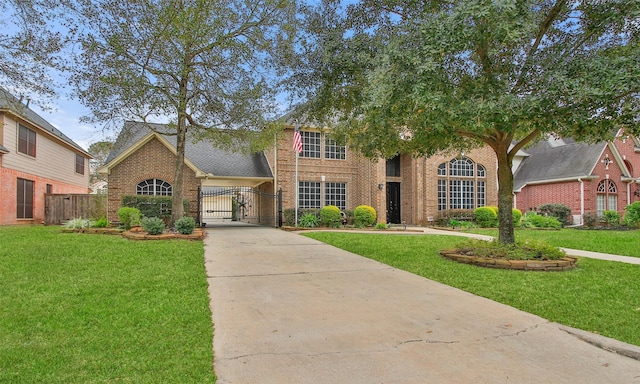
[106,137,199,222]
[0,167,88,225]
[274,127,498,225]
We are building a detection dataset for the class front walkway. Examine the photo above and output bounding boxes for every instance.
[204,226,640,384]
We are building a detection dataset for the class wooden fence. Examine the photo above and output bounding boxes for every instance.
[44,194,107,225]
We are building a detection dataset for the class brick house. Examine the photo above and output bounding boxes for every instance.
[0,87,91,225]
[513,131,640,224]
[102,121,500,226]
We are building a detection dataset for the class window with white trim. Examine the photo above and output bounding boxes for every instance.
[437,157,487,210]
[301,131,321,158]
[596,179,617,217]
[137,178,173,196]
[325,182,347,210]
[298,181,321,208]
[325,137,346,160]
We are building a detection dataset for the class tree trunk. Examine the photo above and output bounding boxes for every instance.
[495,147,515,244]
[172,115,187,224]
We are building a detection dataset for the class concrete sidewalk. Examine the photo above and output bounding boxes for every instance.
[204,226,640,383]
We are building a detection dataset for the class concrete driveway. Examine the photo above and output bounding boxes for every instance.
[204,226,640,384]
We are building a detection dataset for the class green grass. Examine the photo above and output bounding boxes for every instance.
[303,232,640,347]
[463,228,640,257]
[0,226,215,384]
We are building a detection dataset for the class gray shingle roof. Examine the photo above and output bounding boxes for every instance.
[513,138,605,190]
[106,121,273,178]
[0,87,89,155]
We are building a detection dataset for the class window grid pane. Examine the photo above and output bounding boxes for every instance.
[325,182,346,210]
[437,179,447,211]
[75,154,85,175]
[477,181,486,207]
[299,181,320,209]
[137,179,173,196]
[301,131,321,158]
[325,138,346,160]
[18,125,36,157]
[596,194,606,217]
[17,178,34,219]
[449,158,474,177]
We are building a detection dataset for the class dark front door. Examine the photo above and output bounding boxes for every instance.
[386,182,401,224]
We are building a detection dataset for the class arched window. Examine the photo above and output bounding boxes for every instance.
[136,178,173,196]
[596,179,617,216]
[437,157,486,210]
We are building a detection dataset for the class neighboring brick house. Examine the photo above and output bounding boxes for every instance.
[513,131,640,224]
[102,120,500,226]
[0,87,91,225]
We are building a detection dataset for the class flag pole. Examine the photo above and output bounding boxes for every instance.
[294,120,299,227]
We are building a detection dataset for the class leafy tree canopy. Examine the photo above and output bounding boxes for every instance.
[70,0,297,221]
[288,0,640,243]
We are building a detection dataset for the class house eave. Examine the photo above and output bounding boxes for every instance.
[514,175,597,193]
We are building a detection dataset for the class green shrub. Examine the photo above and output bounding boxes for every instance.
[454,238,566,260]
[284,208,321,227]
[520,213,561,229]
[299,213,319,228]
[174,216,196,235]
[354,205,377,227]
[435,209,474,226]
[117,207,142,230]
[474,206,498,228]
[602,210,620,226]
[320,205,343,228]
[64,218,91,229]
[92,217,109,228]
[624,201,640,228]
[583,212,597,227]
[512,209,522,226]
[141,216,165,235]
[375,222,388,229]
[537,203,572,226]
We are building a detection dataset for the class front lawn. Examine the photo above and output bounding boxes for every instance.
[0,226,215,384]
[303,232,640,347]
[464,228,640,257]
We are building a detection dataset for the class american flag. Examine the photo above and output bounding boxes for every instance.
[293,125,303,154]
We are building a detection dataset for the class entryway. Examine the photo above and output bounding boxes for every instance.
[386,182,401,224]
[197,186,282,227]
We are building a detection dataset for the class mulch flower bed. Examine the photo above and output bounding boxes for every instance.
[439,249,578,271]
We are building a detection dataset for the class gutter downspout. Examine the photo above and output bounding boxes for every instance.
[578,178,585,225]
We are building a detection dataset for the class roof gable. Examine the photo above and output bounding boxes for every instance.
[513,139,606,190]
[102,121,273,179]
[0,87,89,156]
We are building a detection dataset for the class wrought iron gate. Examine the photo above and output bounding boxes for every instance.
[197,186,282,227]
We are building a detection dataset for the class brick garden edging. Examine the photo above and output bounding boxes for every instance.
[439,249,578,271]
[122,228,206,240]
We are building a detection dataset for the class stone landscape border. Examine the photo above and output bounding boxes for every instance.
[439,249,578,271]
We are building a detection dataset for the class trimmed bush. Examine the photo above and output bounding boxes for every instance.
[141,216,165,235]
[320,205,343,228]
[520,213,561,229]
[435,209,474,226]
[474,206,498,228]
[537,203,572,226]
[603,210,620,226]
[354,205,377,227]
[583,212,597,228]
[174,216,196,234]
[117,207,142,230]
[512,209,522,226]
[624,201,640,228]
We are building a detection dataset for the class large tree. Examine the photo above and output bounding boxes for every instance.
[0,0,74,101]
[71,0,296,222]
[290,0,640,244]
